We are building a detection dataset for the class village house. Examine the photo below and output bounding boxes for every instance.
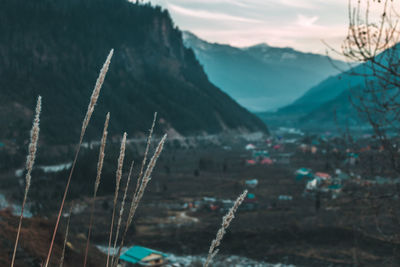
[120,246,168,267]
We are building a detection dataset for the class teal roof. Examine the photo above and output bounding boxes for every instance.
[328,184,342,190]
[253,150,269,157]
[348,152,359,158]
[247,193,255,199]
[120,246,167,264]
[311,140,320,145]
[338,173,350,180]
[295,168,313,181]
[296,168,310,174]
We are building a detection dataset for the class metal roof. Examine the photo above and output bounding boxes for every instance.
[120,246,167,264]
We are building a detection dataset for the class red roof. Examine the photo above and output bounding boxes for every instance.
[260,158,273,165]
[315,172,331,179]
[246,159,256,165]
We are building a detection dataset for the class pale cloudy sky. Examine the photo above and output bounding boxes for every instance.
[146,0,383,57]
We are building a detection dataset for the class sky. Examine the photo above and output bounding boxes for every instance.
[146,0,384,58]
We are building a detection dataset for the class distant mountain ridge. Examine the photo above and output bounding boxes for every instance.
[278,64,364,115]
[0,0,268,145]
[258,50,392,130]
[182,31,349,111]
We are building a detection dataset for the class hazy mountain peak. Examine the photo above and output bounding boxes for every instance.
[183,31,348,112]
[244,43,271,50]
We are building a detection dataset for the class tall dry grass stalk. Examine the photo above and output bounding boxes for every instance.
[204,190,248,267]
[59,219,69,267]
[59,205,73,267]
[134,112,157,197]
[113,134,167,267]
[81,50,114,141]
[11,96,41,267]
[111,160,134,266]
[44,49,114,267]
[106,132,127,267]
[83,112,110,267]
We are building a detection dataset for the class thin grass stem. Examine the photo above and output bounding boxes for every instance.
[106,132,127,267]
[111,161,134,266]
[83,112,110,267]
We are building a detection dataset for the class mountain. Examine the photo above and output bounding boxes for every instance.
[277,42,400,117]
[278,64,364,115]
[259,51,392,130]
[296,87,363,130]
[182,31,348,111]
[257,84,366,131]
[0,0,268,146]
[257,62,369,130]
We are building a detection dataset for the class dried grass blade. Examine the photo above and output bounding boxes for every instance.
[81,50,114,141]
[134,112,157,197]
[204,190,248,267]
[11,95,41,267]
[60,205,73,267]
[44,49,113,267]
[113,134,167,267]
[111,160,134,266]
[106,132,127,267]
[83,112,110,267]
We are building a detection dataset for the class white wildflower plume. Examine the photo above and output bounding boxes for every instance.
[45,49,114,267]
[25,96,41,196]
[95,112,110,194]
[11,96,41,267]
[81,49,113,141]
[113,134,167,267]
[83,112,110,267]
[114,132,127,207]
[106,132,127,267]
[204,190,248,267]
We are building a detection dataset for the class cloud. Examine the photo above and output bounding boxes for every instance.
[167,3,262,23]
[172,0,251,8]
[190,21,347,57]
[147,0,355,58]
[296,14,319,27]
[278,0,318,9]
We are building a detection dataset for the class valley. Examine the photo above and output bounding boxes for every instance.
[1,130,399,266]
